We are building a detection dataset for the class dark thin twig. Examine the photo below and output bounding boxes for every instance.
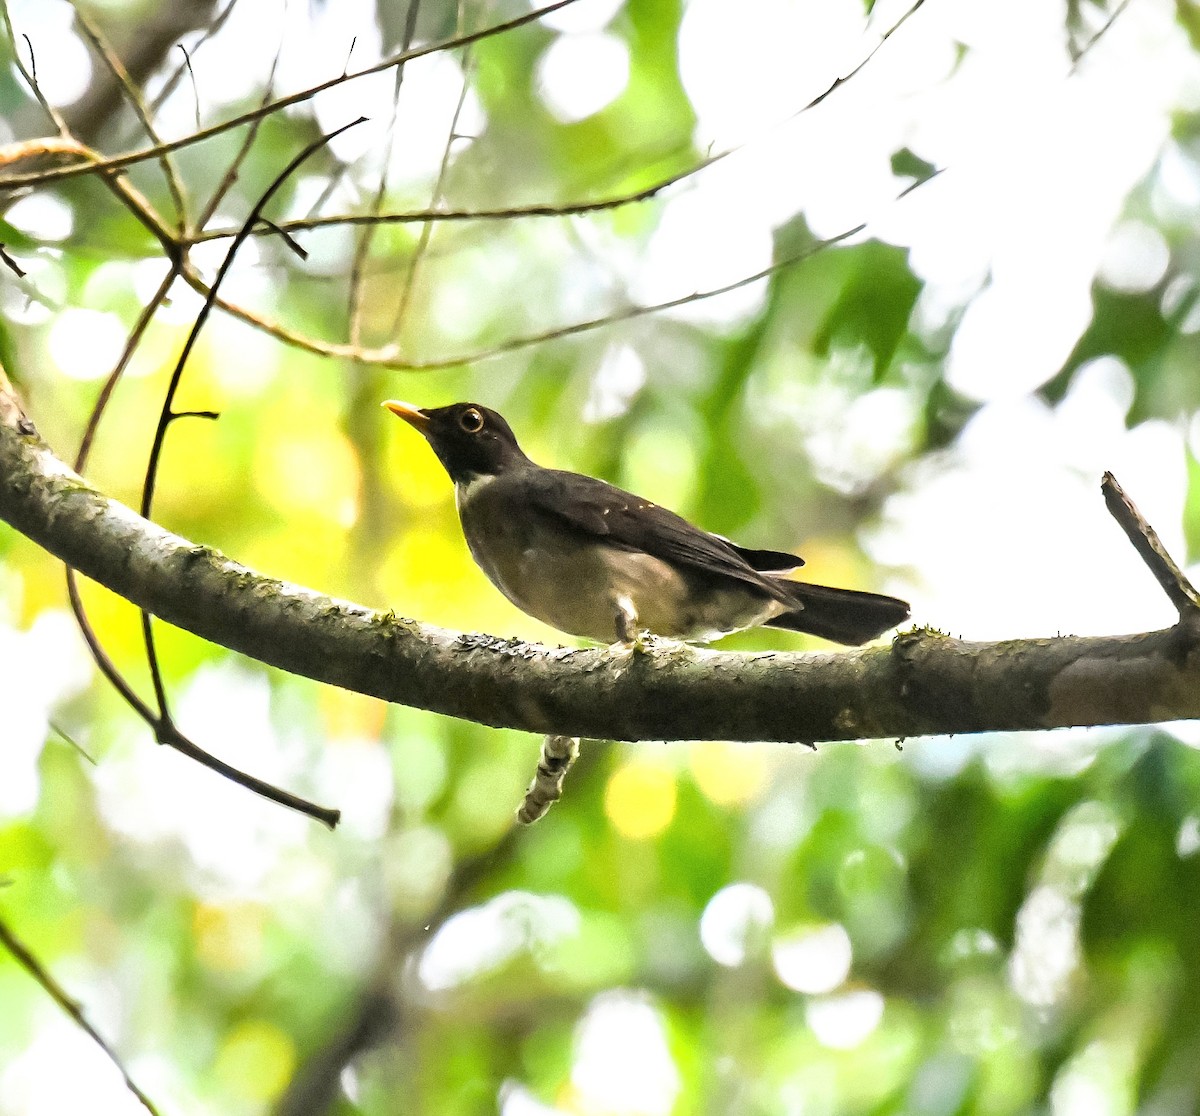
[140,116,367,520]
[173,409,220,421]
[196,34,284,227]
[177,44,202,132]
[67,571,341,827]
[186,168,715,243]
[257,217,306,260]
[146,0,240,118]
[1102,471,1200,616]
[66,266,338,828]
[804,0,925,113]
[157,721,341,827]
[132,120,366,826]
[171,215,869,373]
[0,245,26,277]
[0,915,164,1116]
[67,560,161,724]
[392,222,868,369]
[11,27,71,136]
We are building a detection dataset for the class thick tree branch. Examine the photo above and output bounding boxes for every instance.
[2,411,1199,744]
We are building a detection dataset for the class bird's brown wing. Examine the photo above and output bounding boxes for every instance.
[522,469,800,595]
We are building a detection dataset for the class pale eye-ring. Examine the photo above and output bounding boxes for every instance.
[459,408,485,433]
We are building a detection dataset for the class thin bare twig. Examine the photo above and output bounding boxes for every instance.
[804,0,926,113]
[347,0,422,348]
[146,0,240,119]
[71,4,189,229]
[0,915,164,1116]
[178,44,202,132]
[385,221,868,370]
[68,570,340,823]
[173,218,867,373]
[49,720,97,764]
[185,164,719,243]
[0,244,26,277]
[190,0,930,249]
[1102,471,1200,616]
[390,17,476,345]
[6,22,71,137]
[0,0,582,193]
[1070,0,1134,68]
[196,36,284,227]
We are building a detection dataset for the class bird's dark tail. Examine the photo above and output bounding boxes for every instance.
[765,582,910,646]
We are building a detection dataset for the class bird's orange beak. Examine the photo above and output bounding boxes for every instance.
[382,399,431,433]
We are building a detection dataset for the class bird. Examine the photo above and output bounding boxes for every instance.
[382,400,910,646]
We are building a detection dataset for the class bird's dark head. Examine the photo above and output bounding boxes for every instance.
[383,400,530,484]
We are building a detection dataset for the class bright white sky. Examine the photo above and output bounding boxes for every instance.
[3,1,1199,1113]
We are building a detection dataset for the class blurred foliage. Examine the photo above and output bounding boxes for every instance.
[1,2,1200,1116]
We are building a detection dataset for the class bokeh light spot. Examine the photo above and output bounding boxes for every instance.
[537,32,630,123]
[689,741,768,806]
[570,991,680,1116]
[193,901,265,972]
[699,882,774,967]
[1097,219,1170,293]
[213,1019,296,1102]
[253,422,361,526]
[772,922,854,994]
[806,988,885,1050]
[48,310,129,382]
[605,760,677,839]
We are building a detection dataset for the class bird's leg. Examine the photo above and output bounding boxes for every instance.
[612,595,660,655]
[613,594,639,644]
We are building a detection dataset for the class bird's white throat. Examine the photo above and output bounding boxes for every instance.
[454,471,497,514]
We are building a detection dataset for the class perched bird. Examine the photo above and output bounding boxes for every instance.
[383,400,910,646]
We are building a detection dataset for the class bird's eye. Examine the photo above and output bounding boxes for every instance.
[459,408,485,433]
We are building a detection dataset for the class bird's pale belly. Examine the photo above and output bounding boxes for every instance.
[460,487,780,641]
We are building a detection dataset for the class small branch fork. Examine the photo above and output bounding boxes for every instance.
[1102,471,1200,617]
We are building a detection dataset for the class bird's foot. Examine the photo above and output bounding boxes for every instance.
[613,629,678,657]
[628,627,657,656]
